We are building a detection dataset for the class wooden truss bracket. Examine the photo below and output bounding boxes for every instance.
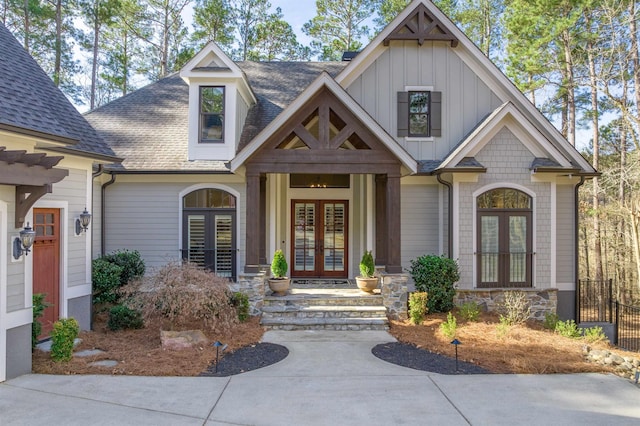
[15,184,52,228]
[383,3,459,47]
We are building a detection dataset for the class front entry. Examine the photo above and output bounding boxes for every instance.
[33,208,61,338]
[291,200,348,278]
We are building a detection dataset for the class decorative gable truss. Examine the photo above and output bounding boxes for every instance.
[383,3,458,47]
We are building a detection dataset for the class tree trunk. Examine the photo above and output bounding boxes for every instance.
[561,28,576,146]
[630,2,640,114]
[90,3,100,110]
[53,0,62,87]
[23,0,29,52]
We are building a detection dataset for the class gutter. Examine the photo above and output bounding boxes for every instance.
[574,176,586,323]
[101,173,117,257]
[436,173,453,258]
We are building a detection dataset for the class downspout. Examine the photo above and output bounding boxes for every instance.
[90,165,104,260]
[574,175,586,323]
[436,173,453,258]
[101,173,116,257]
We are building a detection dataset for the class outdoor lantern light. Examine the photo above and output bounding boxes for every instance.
[75,207,92,235]
[13,222,36,260]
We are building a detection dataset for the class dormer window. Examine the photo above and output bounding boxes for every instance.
[200,86,225,143]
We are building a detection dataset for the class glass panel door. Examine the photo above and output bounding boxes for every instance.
[215,215,233,278]
[293,202,316,274]
[187,215,206,265]
[509,216,527,284]
[480,215,499,285]
[322,202,346,274]
[183,211,236,280]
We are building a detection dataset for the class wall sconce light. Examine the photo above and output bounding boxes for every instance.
[75,208,92,235]
[13,223,36,260]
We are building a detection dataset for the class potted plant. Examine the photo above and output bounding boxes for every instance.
[268,249,290,295]
[356,250,378,293]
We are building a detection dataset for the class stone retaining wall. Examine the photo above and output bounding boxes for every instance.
[584,347,640,383]
[455,288,557,320]
[232,270,267,316]
[381,273,408,320]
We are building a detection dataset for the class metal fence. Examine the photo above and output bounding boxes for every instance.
[577,279,614,323]
[616,302,640,353]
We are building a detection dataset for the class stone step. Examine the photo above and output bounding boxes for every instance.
[264,292,383,308]
[260,316,389,331]
[262,305,388,319]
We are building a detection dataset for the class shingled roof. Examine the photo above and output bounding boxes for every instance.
[0,23,118,161]
[86,61,346,171]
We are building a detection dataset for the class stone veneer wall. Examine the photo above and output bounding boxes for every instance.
[381,273,408,320]
[455,288,557,320]
[232,271,267,316]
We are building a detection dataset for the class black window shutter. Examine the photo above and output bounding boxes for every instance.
[430,91,442,137]
[397,91,408,137]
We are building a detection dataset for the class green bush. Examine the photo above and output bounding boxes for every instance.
[439,312,457,339]
[554,319,582,339]
[108,305,144,331]
[409,292,428,324]
[32,293,50,350]
[496,315,511,338]
[92,258,123,305]
[543,312,560,330]
[408,255,460,313]
[50,318,79,362]
[359,250,375,278]
[231,292,250,322]
[458,301,480,322]
[582,326,606,343]
[271,249,288,278]
[102,249,145,287]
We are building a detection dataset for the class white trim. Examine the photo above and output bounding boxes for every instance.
[65,283,92,300]
[452,181,459,261]
[3,308,32,330]
[0,200,7,382]
[404,85,434,91]
[33,200,68,318]
[177,183,242,278]
[550,181,557,290]
[366,175,374,253]
[230,72,417,174]
[471,183,537,289]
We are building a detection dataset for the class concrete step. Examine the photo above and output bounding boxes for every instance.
[262,305,388,319]
[260,316,389,331]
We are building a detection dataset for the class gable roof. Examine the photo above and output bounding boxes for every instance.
[0,23,119,162]
[86,62,347,171]
[336,0,595,175]
[231,72,417,174]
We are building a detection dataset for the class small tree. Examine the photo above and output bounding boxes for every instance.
[409,255,460,313]
[271,249,288,278]
[359,250,375,278]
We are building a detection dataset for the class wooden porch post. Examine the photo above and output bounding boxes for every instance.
[259,174,267,265]
[386,173,402,273]
[245,170,260,272]
[375,174,387,266]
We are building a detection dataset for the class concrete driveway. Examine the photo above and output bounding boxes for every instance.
[1,330,639,425]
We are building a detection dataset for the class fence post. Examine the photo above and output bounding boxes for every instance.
[576,279,581,323]
[608,278,613,324]
[614,301,619,346]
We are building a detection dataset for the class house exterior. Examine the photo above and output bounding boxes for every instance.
[0,24,120,382]
[86,1,595,322]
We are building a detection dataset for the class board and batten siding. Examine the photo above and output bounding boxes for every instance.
[1,185,26,312]
[104,181,246,273]
[40,168,89,288]
[400,180,441,272]
[235,89,250,149]
[345,41,503,161]
[556,184,575,284]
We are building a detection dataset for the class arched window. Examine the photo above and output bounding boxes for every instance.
[182,188,236,279]
[477,188,532,288]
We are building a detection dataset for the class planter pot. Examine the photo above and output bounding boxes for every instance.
[268,277,291,295]
[356,276,379,293]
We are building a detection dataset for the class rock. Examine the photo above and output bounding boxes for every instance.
[160,330,208,350]
[36,338,82,352]
[74,349,106,357]
[604,357,614,365]
[89,360,118,367]
[610,354,625,365]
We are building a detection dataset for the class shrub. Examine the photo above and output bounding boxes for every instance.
[102,249,145,287]
[270,250,288,278]
[359,250,375,278]
[32,293,50,350]
[408,255,460,313]
[458,301,480,322]
[50,318,79,362]
[108,305,144,331]
[230,292,250,322]
[496,315,511,339]
[543,312,560,330]
[120,261,238,331]
[92,259,123,305]
[439,312,457,339]
[498,290,531,326]
[554,319,581,339]
[582,326,606,343]
[409,292,428,324]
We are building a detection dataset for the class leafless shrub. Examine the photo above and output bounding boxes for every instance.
[499,290,531,326]
[120,262,238,331]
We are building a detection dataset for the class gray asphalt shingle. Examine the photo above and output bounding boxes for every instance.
[0,23,117,159]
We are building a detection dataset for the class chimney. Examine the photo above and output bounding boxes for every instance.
[341,51,359,62]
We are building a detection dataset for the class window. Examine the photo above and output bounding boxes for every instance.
[397,90,441,137]
[477,188,532,288]
[200,86,224,143]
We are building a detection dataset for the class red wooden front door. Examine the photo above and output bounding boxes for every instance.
[33,208,60,338]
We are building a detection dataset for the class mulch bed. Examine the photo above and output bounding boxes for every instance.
[372,342,491,374]
[200,342,289,377]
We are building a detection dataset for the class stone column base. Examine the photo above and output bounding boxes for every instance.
[381,273,408,320]
[231,271,267,316]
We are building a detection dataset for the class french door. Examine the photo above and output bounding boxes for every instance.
[183,210,236,279]
[477,211,532,288]
[291,200,348,278]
